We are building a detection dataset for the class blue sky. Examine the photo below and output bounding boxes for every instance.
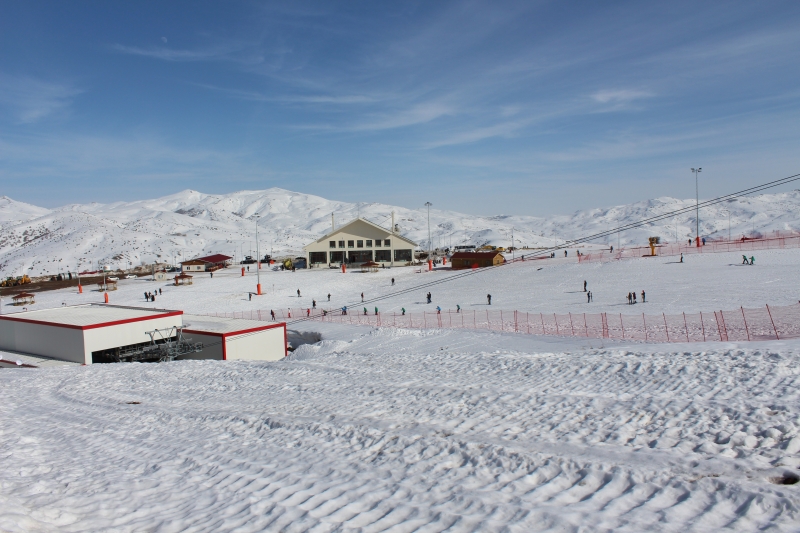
[1,1,799,215]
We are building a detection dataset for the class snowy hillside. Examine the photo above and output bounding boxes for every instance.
[1,188,799,277]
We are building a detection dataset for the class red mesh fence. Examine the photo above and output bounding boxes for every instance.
[206,303,800,344]
[575,231,800,264]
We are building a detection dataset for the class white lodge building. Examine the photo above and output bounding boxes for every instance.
[304,217,417,268]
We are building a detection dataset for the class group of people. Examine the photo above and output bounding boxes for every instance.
[742,255,756,265]
[143,289,160,302]
[627,290,645,304]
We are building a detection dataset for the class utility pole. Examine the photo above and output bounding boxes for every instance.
[255,215,262,295]
[692,167,702,247]
[425,202,432,258]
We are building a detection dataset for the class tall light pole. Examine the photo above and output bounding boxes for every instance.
[255,215,262,296]
[425,202,432,257]
[692,167,702,247]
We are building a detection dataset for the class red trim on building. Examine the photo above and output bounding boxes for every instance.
[0,311,183,331]
[183,322,287,360]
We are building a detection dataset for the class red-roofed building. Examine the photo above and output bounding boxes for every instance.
[181,254,232,272]
[450,251,505,270]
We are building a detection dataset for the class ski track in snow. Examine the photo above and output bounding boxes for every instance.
[2,327,800,532]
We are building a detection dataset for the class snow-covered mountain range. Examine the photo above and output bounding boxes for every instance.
[1,188,799,277]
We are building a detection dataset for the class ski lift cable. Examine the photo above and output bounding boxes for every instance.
[276,170,800,327]
[174,171,800,339]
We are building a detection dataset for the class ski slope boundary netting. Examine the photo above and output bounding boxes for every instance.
[207,303,800,343]
[576,231,800,264]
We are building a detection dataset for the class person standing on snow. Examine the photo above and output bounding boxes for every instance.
[457,304,461,313]
[436,306,441,314]
[487,294,492,305]
[584,280,587,292]
[391,278,395,286]
[306,308,310,317]
[750,256,755,265]
[587,292,591,303]
[363,307,368,315]
[361,292,364,302]
[374,307,378,315]
[632,292,637,304]
[249,293,252,301]
[341,306,347,315]
[297,289,301,297]
[427,292,432,304]
[680,253,683,263]
[327,293,331,301]
[402,307,406,315]
[270,310,275,321]
[742,255,749,264]
[627,292,631,305]
[641,290,646,303]
[312,299,316,309]
[589,291,593,302]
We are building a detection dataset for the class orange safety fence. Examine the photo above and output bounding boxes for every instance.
[206,303,800,343]
[576,230,800,264]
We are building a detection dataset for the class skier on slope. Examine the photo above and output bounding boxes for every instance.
[375,307,378,315]
[402,307,406,315]
[742,255,749,265]
[487,294,492,305]
[436,306,441,314]
[750,256,755,265]
[457,304,461,313]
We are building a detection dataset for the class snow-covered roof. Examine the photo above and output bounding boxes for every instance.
[182,314,283,336]
[304,217,417,249]
[0,304,182,329]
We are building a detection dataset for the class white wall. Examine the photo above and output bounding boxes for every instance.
[0,320,86,364]
[226,326,286,361]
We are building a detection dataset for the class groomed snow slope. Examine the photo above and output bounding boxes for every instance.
[2,328,800,532]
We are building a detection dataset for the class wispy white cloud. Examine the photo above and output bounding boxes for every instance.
[0,74,82,124]
[591,89,654,105]
[112,43,263,65]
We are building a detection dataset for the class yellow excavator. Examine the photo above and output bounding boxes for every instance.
[1,275,31,287]
[648,236,661,256]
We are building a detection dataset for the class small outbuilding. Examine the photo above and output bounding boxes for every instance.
[11,292,35,306]
[174,273,193,286]
[360,261,380,273]
[181,314,287,361]
[97,279,117,291]
[181,254,232,272]
[450,251,506,270]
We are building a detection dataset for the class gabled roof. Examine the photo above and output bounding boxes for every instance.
[194,254,232,263]
[304,217,417,249]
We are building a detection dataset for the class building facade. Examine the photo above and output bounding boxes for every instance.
[303,217,417,268]
[181,254,232,272]
[450,251,506,270]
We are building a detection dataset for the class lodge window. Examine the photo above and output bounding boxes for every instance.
[375,240,381,247]
[309,252,327,264]
[357,240,364,248]
[348,240,354,248]
[384,239,391,247]
[366,240,372,247]
[339,240,345,248]
[394,249,412,261]
[329,241,336,248]
[375,250,391,262]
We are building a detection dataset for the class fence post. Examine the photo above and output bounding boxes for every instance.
[584,313,588,337]
[569,313,575,336]
[741,307,751,341]
[663,313,670,342]
[474,310,476,329]
[700,311,706,341]
[555,314,559,335]
[500,310,504,332]
[424,312,427,328]
[602,313,608,338]
[720,311,729,341]
[766,304,780,340]
[540,313,545,335]
[620,313,624,339]
[514,310,518,333]
[643,313,647,341]
[683,312,689,342]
